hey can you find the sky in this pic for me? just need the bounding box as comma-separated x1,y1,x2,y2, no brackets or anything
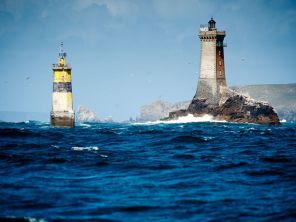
0,0,295,121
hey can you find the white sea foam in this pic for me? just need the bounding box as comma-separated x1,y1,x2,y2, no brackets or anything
7,217,47,222
77,123,91,128
280,119,287,123
134,114,226,125
71,146,100,151
26,217,47,222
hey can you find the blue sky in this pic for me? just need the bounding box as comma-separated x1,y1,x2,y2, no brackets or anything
0,0,295,121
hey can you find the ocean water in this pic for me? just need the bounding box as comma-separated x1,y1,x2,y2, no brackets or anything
0,120,296,222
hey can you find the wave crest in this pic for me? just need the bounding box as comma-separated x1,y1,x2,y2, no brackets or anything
71,146,100,151
135,114,226,125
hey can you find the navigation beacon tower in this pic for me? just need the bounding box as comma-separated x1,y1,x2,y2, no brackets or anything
50,43,74,127
194,18,227,105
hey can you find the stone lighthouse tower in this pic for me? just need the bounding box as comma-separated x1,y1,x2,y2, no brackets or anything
194,18,227,105
167,18,280,124
50,43,74,128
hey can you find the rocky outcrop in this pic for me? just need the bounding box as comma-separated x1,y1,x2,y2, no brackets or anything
137,100,190,122
137,84,295,123
102,116,113,123
76,106,99,122
166,89,280,124
232,84,296,122
168,96,279,124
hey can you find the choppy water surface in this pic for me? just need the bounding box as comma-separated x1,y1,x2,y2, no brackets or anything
0,121,296,221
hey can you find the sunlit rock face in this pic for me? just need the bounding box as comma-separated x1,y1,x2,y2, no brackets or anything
137,100,190,122
76,106,99,122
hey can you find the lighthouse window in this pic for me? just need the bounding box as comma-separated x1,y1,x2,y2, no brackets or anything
219,50,221,55
219,70,222,75
219,61,222,66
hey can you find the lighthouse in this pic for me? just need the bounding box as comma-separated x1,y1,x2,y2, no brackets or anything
167,18,280,124
50,43,74,128
194,18,227,105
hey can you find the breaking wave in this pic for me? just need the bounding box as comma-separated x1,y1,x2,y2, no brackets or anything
0,217,47,222
76,123,92,128
71,146,100,151
135,114,226,125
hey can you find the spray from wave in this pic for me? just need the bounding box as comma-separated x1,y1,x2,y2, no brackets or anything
76,123,92,128
71,146,100,151
134,114,226,125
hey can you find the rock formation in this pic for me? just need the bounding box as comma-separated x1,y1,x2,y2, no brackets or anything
76,106,99,122
138,83,295,122
167,88,280,124
137,100,190,122
102,116,113,123
233,84,296,122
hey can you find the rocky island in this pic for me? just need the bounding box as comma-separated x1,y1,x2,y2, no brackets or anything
164,18,280,124
76,105,99,122
167,88,279,124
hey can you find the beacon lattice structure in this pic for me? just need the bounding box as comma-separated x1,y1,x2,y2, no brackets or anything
195,18,227,105
50,43,74,127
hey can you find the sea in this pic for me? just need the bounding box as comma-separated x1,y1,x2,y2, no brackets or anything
0,117,295,222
